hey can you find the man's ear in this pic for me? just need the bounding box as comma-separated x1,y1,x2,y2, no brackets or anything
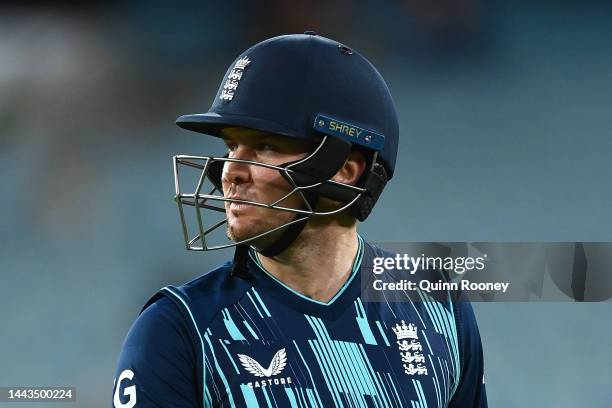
332,149,367,185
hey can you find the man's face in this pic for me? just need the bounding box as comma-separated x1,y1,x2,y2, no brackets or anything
220,127,314,247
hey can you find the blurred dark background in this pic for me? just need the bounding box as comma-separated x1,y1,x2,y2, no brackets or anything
1,1,611,406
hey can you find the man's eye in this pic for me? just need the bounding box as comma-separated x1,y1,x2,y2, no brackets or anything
257,143,277,152
225,143,237,152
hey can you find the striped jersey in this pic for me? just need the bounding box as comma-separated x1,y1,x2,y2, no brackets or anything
113,237,487,407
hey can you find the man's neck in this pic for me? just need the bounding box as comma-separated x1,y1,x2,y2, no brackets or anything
257,222,359,303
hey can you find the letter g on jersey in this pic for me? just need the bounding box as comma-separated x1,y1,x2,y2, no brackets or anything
113,369,136,408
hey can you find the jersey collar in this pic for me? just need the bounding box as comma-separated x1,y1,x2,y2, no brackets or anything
247,235,365,320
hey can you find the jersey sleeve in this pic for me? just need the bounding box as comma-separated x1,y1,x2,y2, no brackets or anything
448,300,488,408
112,296,200,408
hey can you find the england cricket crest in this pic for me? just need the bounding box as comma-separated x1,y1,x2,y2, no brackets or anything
220,56,251,102
392,320,428,376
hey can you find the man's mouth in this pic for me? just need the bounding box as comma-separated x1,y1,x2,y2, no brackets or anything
226,196,253,213
228,202,251,212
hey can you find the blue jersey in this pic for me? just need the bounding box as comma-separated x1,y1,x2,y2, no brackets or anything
113,238,487,407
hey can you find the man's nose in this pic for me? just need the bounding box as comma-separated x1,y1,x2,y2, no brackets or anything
222,146,253,185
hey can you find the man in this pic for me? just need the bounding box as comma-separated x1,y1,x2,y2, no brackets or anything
113,32,487,407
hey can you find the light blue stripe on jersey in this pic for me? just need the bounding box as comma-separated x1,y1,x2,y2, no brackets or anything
336,341,368,399
421,330,434,355
343,341,376,398
416,289,460,397
284,387,299,407
246,292,265,319
306,316,349,405
375,321,391,347
222,308,247,341
354,297,377,345
437,357,449,404
261,387,273,408
242,320,260,340
162,286,214,408
306,337,344,407
309,316,370,405
413,379,428,408
296,388,308,407
250,288,272,317
357,317,378,345
375,371,395,408
427,355,443,408
300,388,313,407
386,372,405,408
218,339,240,374
306,388,319,408
292,340,325,408
240,384,260,408
445,298,461,399
357,343,394,407
203,331,237,408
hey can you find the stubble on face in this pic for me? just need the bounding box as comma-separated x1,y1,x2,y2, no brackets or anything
220,127,315,246
225,196,302,246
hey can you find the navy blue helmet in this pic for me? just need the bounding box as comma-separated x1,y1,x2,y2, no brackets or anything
177,32,398,179
173,32,399,253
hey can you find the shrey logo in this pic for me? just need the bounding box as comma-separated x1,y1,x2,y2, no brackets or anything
238,348,287,378
220,56,251,102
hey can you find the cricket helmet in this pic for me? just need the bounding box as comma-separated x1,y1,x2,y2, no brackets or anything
173,32,399,255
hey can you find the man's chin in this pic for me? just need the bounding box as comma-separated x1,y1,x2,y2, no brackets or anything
226,224,282,248
227,225,264,243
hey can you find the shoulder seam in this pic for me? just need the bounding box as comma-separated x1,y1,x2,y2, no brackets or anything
158,280,257,348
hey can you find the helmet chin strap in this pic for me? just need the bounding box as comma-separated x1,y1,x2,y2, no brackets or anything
257,195,319,257
256,214,309,257
230,195,319,279
230,243,252,279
